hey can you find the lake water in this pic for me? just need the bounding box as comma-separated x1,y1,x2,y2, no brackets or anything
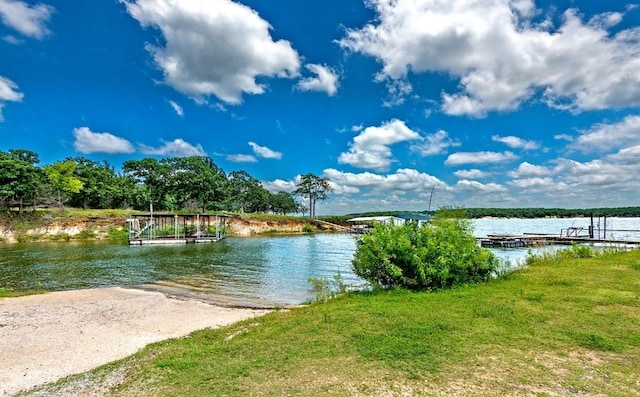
0,234,359,306
1,217,638,306
473,217,640,266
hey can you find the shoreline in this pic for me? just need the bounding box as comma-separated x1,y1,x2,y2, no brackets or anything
0,287,271,396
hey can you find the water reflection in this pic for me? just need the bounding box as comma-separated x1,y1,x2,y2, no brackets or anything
0,234,359,305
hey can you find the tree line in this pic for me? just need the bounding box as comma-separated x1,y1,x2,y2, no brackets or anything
458,207,640,218
0,149,332,217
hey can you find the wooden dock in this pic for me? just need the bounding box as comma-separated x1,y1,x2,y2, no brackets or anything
479,233,640,248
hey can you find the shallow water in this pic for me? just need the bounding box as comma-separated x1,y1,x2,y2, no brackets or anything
0,234,359,305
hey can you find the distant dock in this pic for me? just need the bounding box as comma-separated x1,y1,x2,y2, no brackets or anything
479,215,640,248
479,233,640,248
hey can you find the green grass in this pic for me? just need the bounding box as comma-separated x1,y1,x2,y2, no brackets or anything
30,248,637,396
0,287,45,298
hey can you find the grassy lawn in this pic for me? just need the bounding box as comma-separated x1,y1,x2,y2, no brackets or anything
28,249,640,396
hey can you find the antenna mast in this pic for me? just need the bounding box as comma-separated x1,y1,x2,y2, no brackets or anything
427,185,435,213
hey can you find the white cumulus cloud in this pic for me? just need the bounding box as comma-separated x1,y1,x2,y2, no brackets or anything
122,0,300,104
248,142,282,159
296,64,339,96
445,151,518,166
323,168,444,195
338,119,421,171
139,138,206,157
492,135,540,150
0,76,23,121
454,180,507,194
339,0,640,116
0,0,54,39
454,169,491,179
262,179,296,193
412,129,460,156
508,162,553,178
574,115,640,153
72,127,135,154
226,154,257,163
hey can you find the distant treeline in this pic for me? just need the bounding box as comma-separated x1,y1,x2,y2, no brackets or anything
460,207,640,218
330,207,640,222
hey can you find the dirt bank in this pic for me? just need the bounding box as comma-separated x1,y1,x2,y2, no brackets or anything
0,212,344,243
0,288,270,396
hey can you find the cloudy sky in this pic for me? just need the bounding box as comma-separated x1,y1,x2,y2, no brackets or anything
1,0,639,214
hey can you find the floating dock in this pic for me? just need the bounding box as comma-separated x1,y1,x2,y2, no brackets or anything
128,214,227,246
128,236,224,245
480,216,640,248
479,233,640,248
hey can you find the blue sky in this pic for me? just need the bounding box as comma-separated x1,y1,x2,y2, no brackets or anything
1,0,639,215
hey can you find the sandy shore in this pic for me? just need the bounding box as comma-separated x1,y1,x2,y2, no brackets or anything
0,288,270,396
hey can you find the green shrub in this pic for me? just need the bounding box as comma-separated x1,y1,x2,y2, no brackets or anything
352,217,499,291
76,230,96,240
302,223,313,233
108,227,128,240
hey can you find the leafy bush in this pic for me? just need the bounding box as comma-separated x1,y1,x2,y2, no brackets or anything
76,230,96,240
351,217,499,290
302,223,314,233
107,226,128,240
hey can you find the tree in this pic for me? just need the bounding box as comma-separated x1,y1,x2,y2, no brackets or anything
269,191,299,215
352,216,499,290
0,149,44,212
69,158,118,209
226,170,270,213
123,158,170,211
163,156,227,213
293,173,332,219
111,172,143,210
44,159,84,208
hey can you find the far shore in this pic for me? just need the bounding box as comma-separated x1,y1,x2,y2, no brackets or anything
0,287,270,396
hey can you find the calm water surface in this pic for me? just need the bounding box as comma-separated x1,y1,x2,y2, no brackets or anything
2,217,638,305
473,217,640,266
0,234,359,305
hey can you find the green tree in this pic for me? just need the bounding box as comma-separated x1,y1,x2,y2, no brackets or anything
44,159,84,208
69,158,118,209
112,172,145,210
269,191,299,215
0,149,44,212
226,170,270,213
123,158,170,211
163,156,227,212
352,216,499,290
293,173,332,219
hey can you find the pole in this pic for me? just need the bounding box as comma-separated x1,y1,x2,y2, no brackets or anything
427,185,435,213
